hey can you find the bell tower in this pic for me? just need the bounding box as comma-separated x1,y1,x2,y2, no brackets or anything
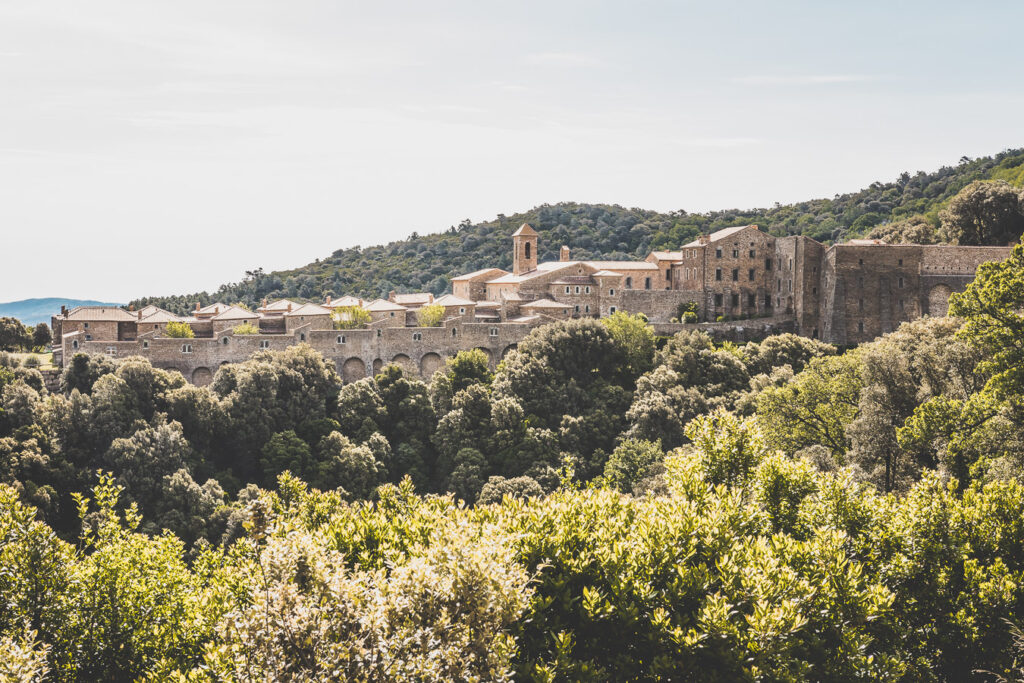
512,223,538,275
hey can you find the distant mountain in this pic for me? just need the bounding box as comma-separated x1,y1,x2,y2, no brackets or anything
0,298,124,326
131,148,1024,316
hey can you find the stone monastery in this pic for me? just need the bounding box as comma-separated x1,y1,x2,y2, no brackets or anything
53,224,1013,385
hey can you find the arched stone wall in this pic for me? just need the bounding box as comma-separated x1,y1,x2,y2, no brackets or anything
473,347,494,367
501,343,518,359
372,358,383,375
419,352,443,378
191,367,213,386
391,353,415,374
342,357,367,383
928,284,953,316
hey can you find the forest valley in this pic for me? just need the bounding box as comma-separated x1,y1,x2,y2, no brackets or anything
4,245,1024,680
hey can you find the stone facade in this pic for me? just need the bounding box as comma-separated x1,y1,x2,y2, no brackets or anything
52,223,1015,383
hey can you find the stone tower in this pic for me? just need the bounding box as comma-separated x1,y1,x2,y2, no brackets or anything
512,223,538,275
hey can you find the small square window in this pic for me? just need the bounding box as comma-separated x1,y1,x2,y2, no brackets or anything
259,340,270,349
731,269,739,281
609,288,615,296
749,249,756,258
85,334,92,341
142,340,149,349
715,248,722,258
898,258,903,266
459,307,466,314
732,249,739,258
84,322,89,329
859,259,864,266
609,306,617,314
748,268,755,281
489,327,498,337
337,335,346,344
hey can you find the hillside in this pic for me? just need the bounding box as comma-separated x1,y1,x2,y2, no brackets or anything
132,148,1024,315
0,297,124,326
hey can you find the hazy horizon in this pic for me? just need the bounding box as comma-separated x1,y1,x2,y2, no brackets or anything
2,0,1022,301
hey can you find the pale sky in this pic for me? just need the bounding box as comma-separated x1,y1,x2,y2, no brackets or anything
1,0,1022,302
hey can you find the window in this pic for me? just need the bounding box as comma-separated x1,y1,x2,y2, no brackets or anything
732,249,739,258
413,332,422,341
389,311,395,317
789,258,793,270
154,324,159,329
451,328,457,337
105,346,116,356
575,286,580,294
748,268,755,281
714,294,723,307
585,286,591,293
259,340,270,349
222,337,229,345
72,339,80,350
609,288,615,296
574,305,580,313
299,333,306,342
585,305,590,313
715,248,722,258
715,268,722,281
859,258,864,266
858,322,864,334
376,329,382,337
84,322,89,329
181,344,193,353
749,249,756,258
766,258,772,271
765,295,772,307
489,327,498,337
859,298,864,311
898,277,904,289
142,340,148,349
525,242,531,259
85,334,92,341
337,335,346,344
731,293,740,307
665,270,671,281
899,299,905,311
565,286,570,294
812,287,817,294
625,277,633,289
748,293,756,308
898,258,903,266
731,269,739,282
777,278,781,290
609,306,617,314
458,307,466,314
644,277,651,290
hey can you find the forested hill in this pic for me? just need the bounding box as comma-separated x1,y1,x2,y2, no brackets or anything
133,148,1024,314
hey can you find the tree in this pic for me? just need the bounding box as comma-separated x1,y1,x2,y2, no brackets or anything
163,321,195,338
60,352,116,395
232,322,259,335
333,305,371,329
868,215,938,244
417,304,446,327
938,180,1024,246
602,439,663,492
0,318,30,352
477,475,543,504
315,431,382,497
31,323,52,350
601,311,656,380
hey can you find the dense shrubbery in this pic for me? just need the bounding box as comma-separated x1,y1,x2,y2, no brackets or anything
130,150,1024,312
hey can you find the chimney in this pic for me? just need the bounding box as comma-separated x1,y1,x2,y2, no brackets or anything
389,290,397,302
261,298,267,308
195,302,200,312
326,295,332,306
128,304,134,312
560,245,570,261
60,305,67,316
286,303,292,312
137,310,142,321
698,235,710,245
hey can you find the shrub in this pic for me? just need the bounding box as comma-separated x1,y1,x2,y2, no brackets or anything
232,322,259,335
22,355,41,369
164,321,195,338
682,311,698,323
417,304,446,327
333,305,371,329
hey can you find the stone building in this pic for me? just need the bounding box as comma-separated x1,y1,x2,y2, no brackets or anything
52,222,1014,384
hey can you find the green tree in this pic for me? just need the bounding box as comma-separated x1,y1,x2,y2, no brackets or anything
163,321,195,338
417,304,446,327
0,318,31,352
602,438,663,492
601,311,656,380
31,323,52,350
939,180,1024,246
333,305,371,329
232,322,259,335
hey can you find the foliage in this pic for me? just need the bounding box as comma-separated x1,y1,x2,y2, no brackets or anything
602,438,663,492
601,311,655,379
0,318,32,352
231,322,259,335
417,304,446,327
333,305,371,329
938,180,1024,246
164,321,195,339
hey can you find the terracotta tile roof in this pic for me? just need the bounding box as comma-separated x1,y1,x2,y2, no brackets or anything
259,299,298,313
391,293,434,306
328,295,363,307
591,270,624,278
648,251,683,261
451,268,509,282
474,300,502,308
212,305,258,321
364,299,407,312
511,223,537,236
196,302,229,315
550,275,595,285
64,306,137,322
521,299,572,309
138,309,184,324
583,261,659,271
285,303,332,316
682,225,759,247
433,294,475,306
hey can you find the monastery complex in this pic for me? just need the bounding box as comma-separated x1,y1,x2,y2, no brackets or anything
53,224,1013,385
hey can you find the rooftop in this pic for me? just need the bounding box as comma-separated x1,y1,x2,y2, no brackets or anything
364,299,407,312
64,306,138,322
285,303,332,317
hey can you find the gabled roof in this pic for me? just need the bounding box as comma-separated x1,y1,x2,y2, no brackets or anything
486,261,578,284
391,292,434,306
520,299,572,309
451,267,509,282
433,294,475,307
285,303,332,317
196,302,228,315
591,270,624,278
582,261,659,271
550,275,595,285
138,309,183,324
648,251,683,261
212,305,258,322
682,224,759,248
65,306,137,322
364,299,407,312
329,295,363,308
512,223,537,237
259,299,298,313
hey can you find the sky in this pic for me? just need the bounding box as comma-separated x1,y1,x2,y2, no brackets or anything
1,0,1022,302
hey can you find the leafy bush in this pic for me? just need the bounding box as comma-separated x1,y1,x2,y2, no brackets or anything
21,355,40,369
164,321,194,338
232,322,259,335
333,305,371,329
417,304,446,327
